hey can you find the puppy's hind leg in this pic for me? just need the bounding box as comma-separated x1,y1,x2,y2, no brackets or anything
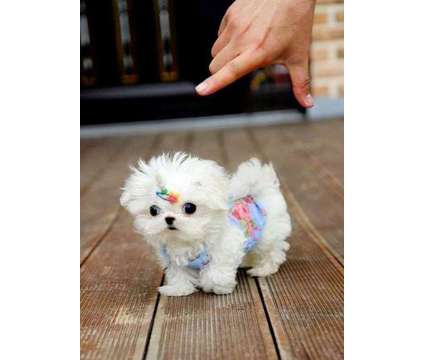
247,228,290,277
246,245,288,277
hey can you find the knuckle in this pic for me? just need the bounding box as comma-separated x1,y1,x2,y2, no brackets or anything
226,6,235,19
305,77,311,87
251,39,272,64
227,19,237,30
211,38,224,58
218,16,228,35
226,61,240,77
301,77,311,89
251,35,265,48
209,62,216,74
252,39,263,50
227,17,242,30
256,47,270,65
294,77,311,91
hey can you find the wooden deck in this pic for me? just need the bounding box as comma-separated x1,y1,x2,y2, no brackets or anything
80,119,344,360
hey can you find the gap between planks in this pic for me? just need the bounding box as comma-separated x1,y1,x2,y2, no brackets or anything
222,127,343,358
81,122,343,359
81,137,127,196
249,122,344,267
82,132,197,359
80,134,161,265
145,130,280,360
246,127,344,265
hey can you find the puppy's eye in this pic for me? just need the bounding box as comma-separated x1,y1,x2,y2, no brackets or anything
149,205,160,216
182,202,196,215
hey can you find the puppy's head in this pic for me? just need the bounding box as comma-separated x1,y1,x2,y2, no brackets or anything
121,152,228,246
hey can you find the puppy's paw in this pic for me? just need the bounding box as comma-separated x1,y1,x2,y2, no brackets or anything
200,268,236,295
200,281,235,295
247,264,279,277
158,284,197,297
211,283,235,295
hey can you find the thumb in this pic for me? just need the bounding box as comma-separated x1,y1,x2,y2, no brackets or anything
288,62,314,108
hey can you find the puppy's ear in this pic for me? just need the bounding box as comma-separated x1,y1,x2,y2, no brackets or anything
120,168,138,212
120,159,154,214
199,168,229,211
208,196,228,211
120,186,131,208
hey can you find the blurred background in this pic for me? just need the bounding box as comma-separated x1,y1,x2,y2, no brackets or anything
80,0,343,128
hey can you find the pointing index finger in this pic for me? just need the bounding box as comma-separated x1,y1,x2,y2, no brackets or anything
196,49,265,96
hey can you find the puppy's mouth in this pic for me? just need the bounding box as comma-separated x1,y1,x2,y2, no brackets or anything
167,226,178,231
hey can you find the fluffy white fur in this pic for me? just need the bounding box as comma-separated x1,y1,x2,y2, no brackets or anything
120,152,291,296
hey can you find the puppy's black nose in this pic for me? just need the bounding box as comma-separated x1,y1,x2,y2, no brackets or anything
165,217,175,225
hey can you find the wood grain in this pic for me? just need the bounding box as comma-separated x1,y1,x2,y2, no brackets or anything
80,135,158,264
80,120,344,360
80,137,125,195
257,210,344,360
81,210,163,360
249,125,344,261
281,120,344,187
147,274,278,360
81,133,190,360
241,127,344,359
146,130,279,360
81,138,101,157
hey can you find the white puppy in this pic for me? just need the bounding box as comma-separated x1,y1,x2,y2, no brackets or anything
120,152,291,296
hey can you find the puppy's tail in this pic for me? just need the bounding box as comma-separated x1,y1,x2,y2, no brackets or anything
229,158,281,202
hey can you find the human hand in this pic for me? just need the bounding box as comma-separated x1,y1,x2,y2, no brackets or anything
195,0,316,108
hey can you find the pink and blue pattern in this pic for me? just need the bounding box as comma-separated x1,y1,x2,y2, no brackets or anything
228,195,267,252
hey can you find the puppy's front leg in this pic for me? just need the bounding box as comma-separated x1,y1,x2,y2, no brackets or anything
199,264,238,295
159,264,197,297
199,229,245,295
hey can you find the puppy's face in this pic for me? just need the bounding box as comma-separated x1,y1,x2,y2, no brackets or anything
121,153,228,246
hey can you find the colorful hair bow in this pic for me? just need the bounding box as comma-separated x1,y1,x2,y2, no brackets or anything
156,188,180,204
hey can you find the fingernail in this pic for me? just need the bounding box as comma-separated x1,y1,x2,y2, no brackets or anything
195,81,209,95
304,94,314,107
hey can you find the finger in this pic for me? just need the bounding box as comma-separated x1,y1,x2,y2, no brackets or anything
211,27,232,58
210,42,239,74
287,62,314,108
218,13,228,36
196,49,265,96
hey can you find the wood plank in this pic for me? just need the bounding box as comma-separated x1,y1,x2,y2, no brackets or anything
80,122,343,359
222,128,344,359
81,132,190,360
221,129,261,169
188,130,226,164
81,138,100,156
257,190,344,359
80,135,158,264
147,274,278,360
146,130,279,360
282,132,343,197
281,120,344,185
80,137,126,195
314,119,343,145
266,123,343,198
81,211,163,360
248,125,344,261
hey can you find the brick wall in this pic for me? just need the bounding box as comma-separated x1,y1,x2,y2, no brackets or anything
311,0,344,98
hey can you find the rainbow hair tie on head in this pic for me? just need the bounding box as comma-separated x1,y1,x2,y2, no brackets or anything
156,188,180,204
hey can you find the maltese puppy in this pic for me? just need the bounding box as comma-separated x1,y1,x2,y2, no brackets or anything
120,152,291,296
